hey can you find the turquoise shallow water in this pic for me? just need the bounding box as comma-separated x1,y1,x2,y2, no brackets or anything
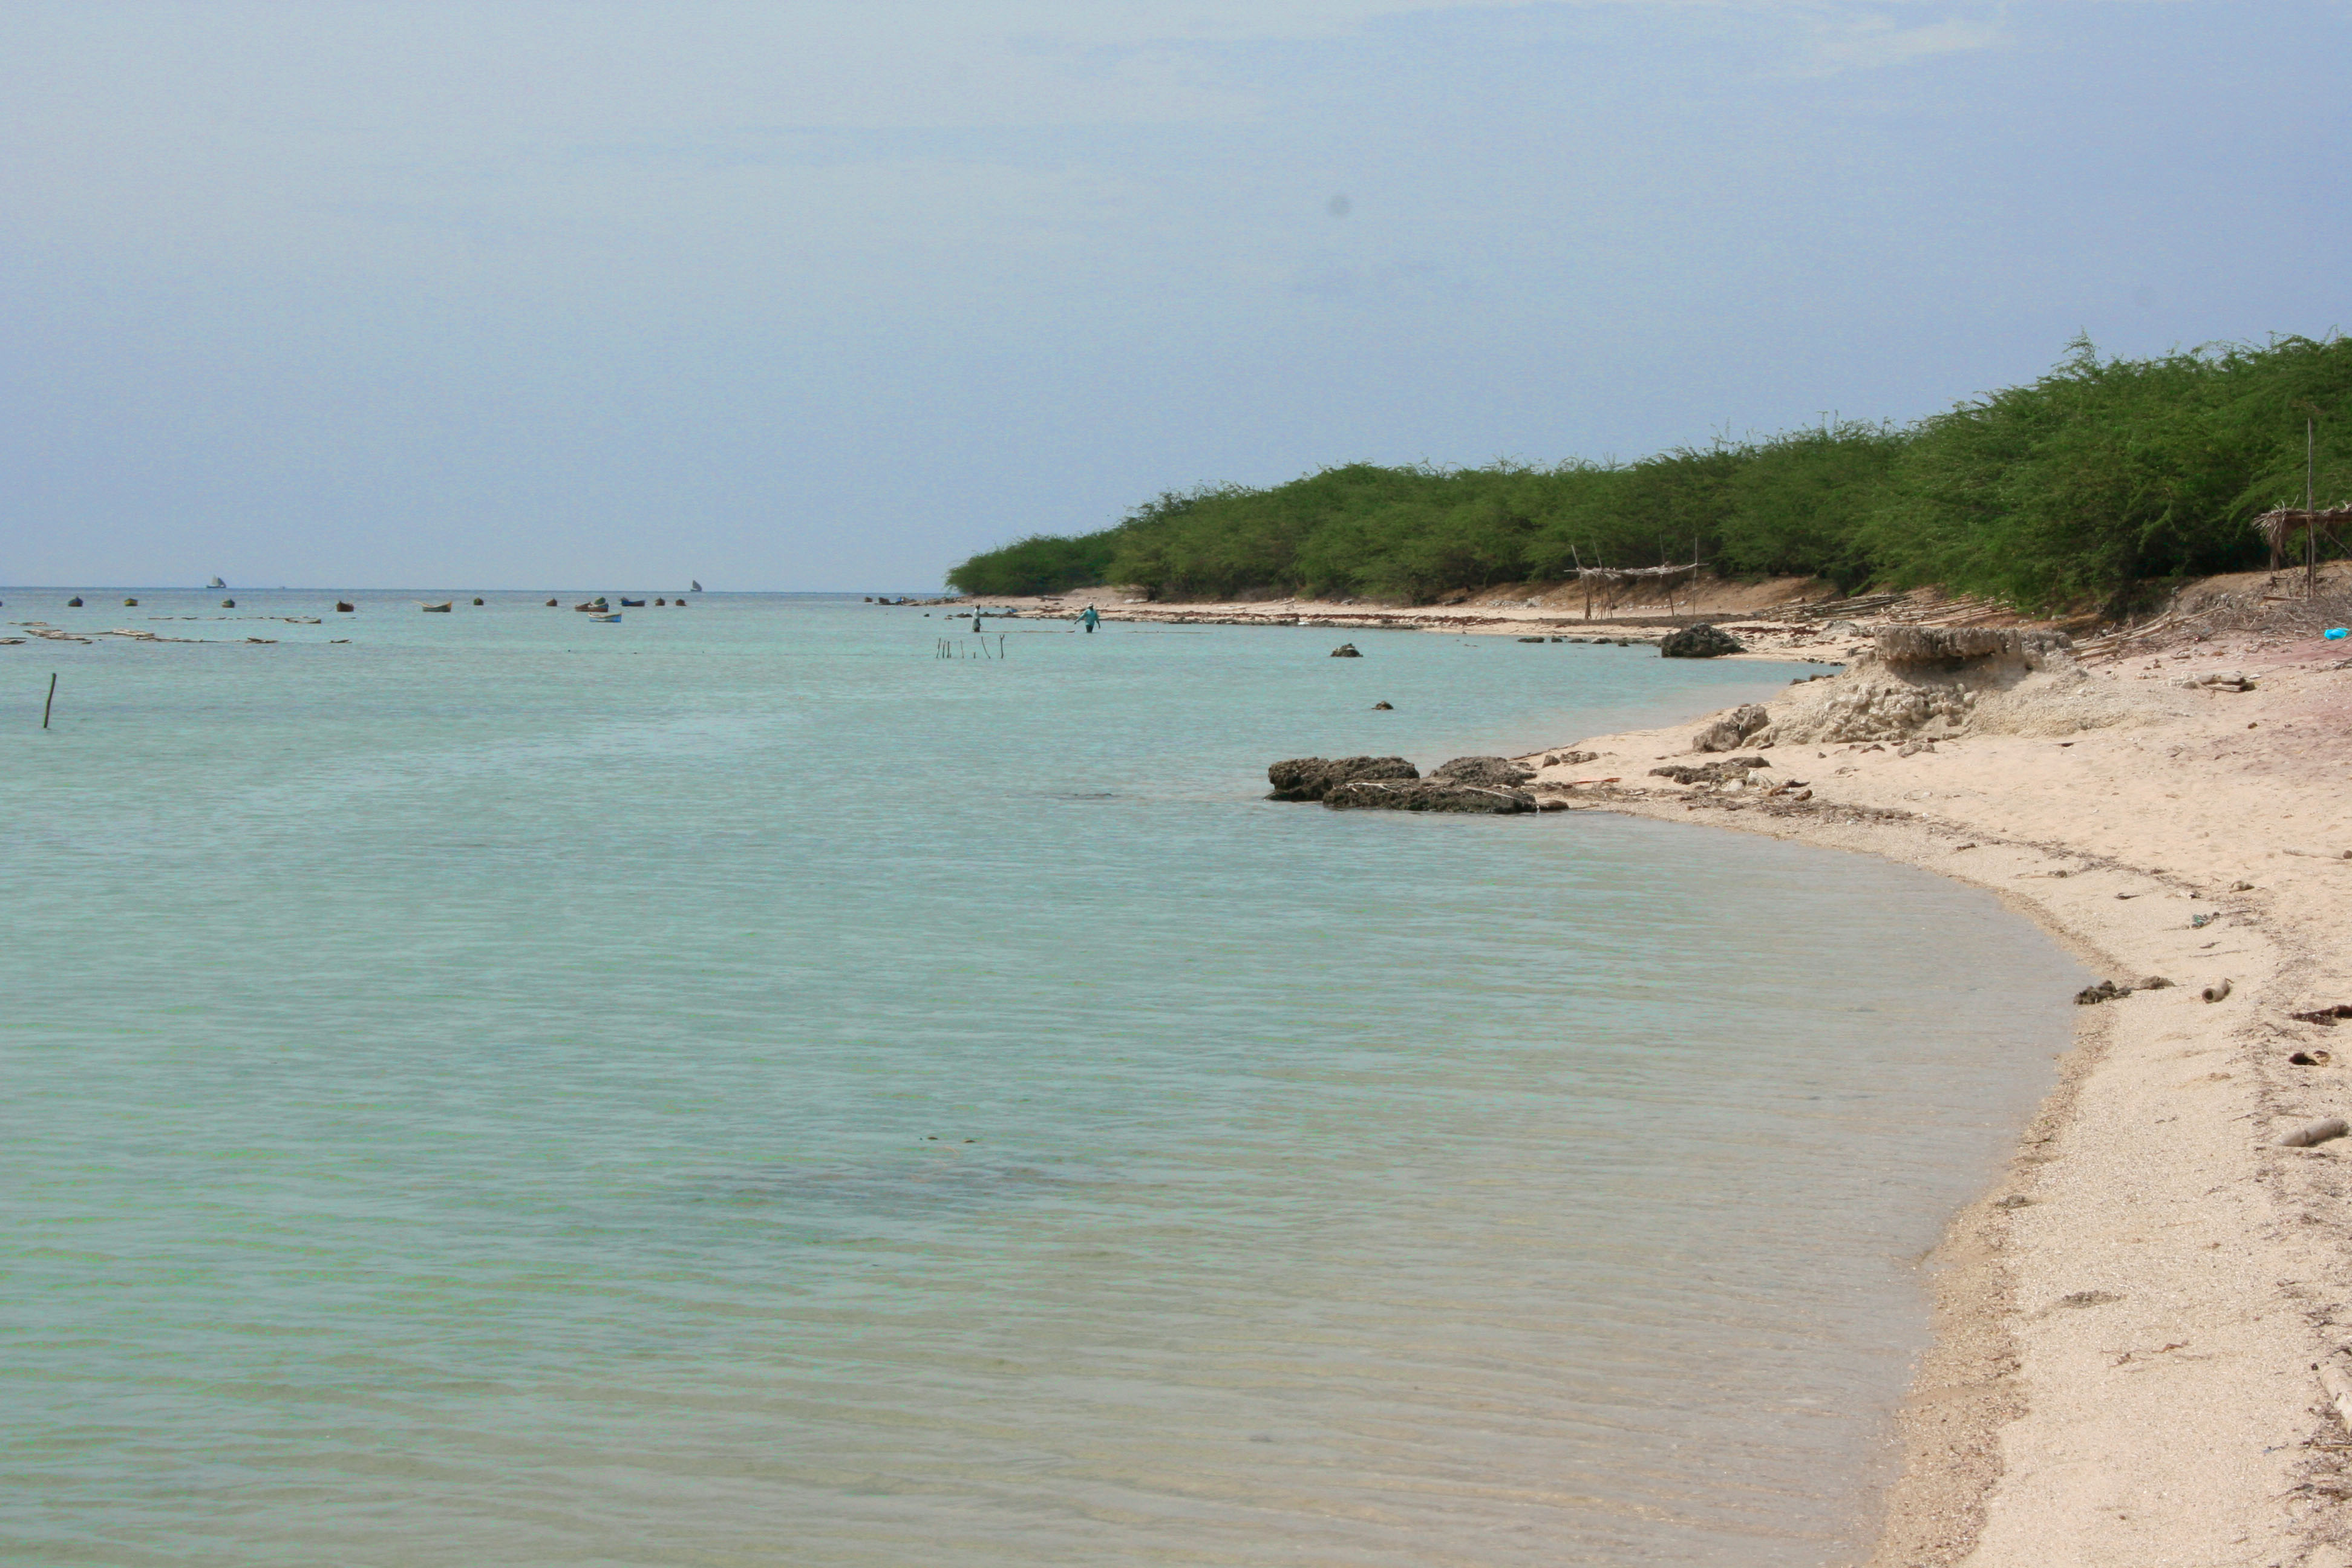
0,592,2083,1566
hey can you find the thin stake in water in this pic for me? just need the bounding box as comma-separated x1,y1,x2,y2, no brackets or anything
42,672,56,728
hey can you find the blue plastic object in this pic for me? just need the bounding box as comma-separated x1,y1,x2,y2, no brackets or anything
2327,627,2348,641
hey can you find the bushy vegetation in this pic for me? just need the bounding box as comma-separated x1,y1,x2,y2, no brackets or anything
938,531,1125,596
946,336,2352,612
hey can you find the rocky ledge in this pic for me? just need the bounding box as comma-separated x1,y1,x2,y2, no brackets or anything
1267,755,1537,813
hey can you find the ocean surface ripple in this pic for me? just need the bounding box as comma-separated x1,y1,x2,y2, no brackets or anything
0,592,2084,1565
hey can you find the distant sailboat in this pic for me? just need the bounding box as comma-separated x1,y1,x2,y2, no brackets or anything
691,580,703,592
207,577,226,589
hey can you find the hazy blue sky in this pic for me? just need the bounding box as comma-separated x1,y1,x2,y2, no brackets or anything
4,1,2347,590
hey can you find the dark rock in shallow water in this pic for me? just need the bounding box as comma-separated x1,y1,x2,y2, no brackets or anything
1324,778,1535,813
1431,756,1535,787
1330,642,1362,658
1659,623,1744,659
1266,755,1419,802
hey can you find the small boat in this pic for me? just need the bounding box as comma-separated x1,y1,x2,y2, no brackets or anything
590,612,621,623
207,577,226,589
335,601,354,612
421,601,452,613
620,598,645,607
690,580,703,592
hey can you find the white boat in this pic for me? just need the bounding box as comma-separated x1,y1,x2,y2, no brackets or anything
207,577,226,589
590,612,622,623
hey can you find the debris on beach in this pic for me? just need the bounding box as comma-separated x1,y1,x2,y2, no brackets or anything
2279,1117,2349,1148
2181,670,2256,691
1543,750,1599,767
2202,977,2234,1003
2076,979,2135,1005
2056,1290,2124,1308
1658,622,1743,659
2290,1050,2334,1067
2140,975,2177,990
2290,1005,2352,1026
1266,756,1417,802
1650,756,1769,787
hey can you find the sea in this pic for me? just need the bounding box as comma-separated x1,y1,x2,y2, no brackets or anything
0,590,2084,1566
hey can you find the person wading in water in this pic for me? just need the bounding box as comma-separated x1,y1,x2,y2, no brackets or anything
1080,605,1100,633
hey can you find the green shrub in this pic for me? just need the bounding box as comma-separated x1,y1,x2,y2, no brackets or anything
946,336,2352,610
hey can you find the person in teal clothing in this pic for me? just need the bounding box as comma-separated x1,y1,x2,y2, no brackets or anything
1080,605,1099,633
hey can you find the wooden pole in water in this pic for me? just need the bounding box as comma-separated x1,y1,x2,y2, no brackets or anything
42,673,56,728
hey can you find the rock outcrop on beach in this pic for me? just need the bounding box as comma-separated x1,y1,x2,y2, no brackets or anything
1659,622,1744,658
1266,756,1418,801
1430,756,1535,787
1734,626,2127,747
1692,703,1771,751
1875,626,2073,666
1323,777,1535,813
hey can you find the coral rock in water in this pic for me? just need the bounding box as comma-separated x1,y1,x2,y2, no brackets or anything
1266,756,1419,802
1322,779,1535,814
1659,623,1745,659
1430,756,1535,787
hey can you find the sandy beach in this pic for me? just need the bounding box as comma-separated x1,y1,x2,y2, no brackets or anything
1532,601,2352,1564
978,575,2352,1564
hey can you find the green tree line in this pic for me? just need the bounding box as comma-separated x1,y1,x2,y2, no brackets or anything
946,336,2352,612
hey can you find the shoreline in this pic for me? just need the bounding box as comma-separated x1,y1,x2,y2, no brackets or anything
1515,632,2352,1565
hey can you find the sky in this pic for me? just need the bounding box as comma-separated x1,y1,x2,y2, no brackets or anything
3,1,2348,590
